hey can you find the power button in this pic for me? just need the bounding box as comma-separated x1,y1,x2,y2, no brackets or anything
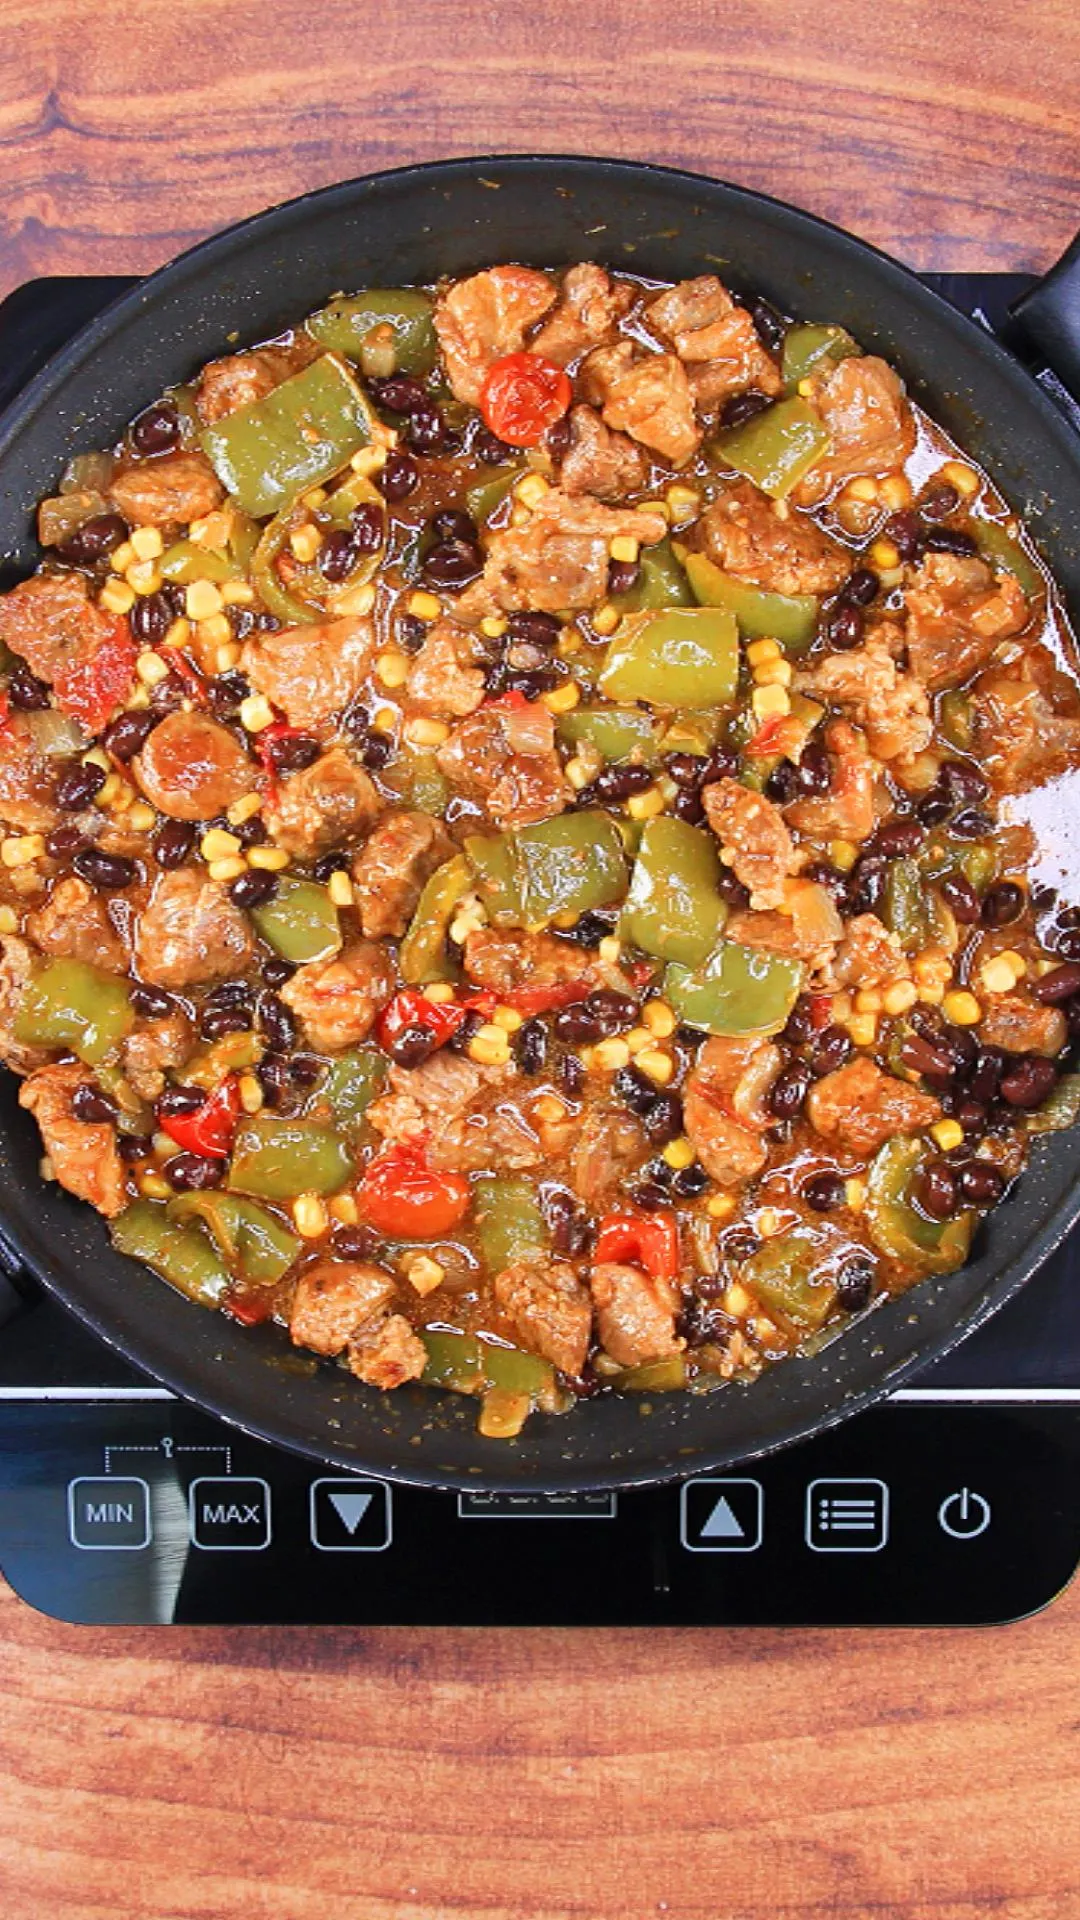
938,1487,992,1541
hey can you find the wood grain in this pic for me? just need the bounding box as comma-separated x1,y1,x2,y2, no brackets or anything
2,4,1080,1915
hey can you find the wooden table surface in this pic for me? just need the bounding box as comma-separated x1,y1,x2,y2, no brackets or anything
2,3,1080,1914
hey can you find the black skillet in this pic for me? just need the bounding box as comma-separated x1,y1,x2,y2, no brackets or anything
1,156,1079,1493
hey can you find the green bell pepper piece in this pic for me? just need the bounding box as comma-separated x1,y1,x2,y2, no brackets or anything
228,1115,353,1200
1024,1072,1080,1135
405,749,449,816
464,833,521,925
678,545,819,653
111,1200,230,1308
481,1340,555,1397
556,705,660,764
711,396,831,500
883,858,929,951
250,472,388,626
252,877,342,966
621,817,728,967
599,607,739,710
14,959,134,1066
475,1176,548,1272
319,1046,387,1137
420,1329,555,1398
665,941,804,1037
865,1136,973,1273
399,855,472,985
467,811,628,928
307,289,437,376
610,536,693,612
159,540,241,585
970,518,1042,598
200,353,374,518
612,1354,688,1391
743,1231,838,1330
781,322,859,391
169,1192,300,1284
466,462,527,524
938,689,973,752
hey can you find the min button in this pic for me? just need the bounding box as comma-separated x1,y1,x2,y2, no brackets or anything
68,1477,151,1551
189,1477,272,1550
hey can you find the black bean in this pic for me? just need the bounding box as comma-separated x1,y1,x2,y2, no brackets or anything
362,731,393,771
472,423,516,464
256,1055,291,1109
556,1051,584,1098
939,872,981,923
290,1053,324,1090
950,808,993,840
804,1170,845,1212
516,1017,548,1076
719,389,772,430
716,867,752,910
262,956,295,988
560,910,618,948
821,602,864,651
387,1024,441,1068
507,611,561,647
846,853,887,915
165,1153,226,1192
54,761,106,811
153,819,196,869
407,402,450,455
796,739,831,795
810,1025,852,1077
73,847,136,890
919,483,960,523
72,1082,118,1124
917,785,954,827
1055,927,1080,962
665,752,706,789
554,991,635,1046
999,1055,1057,1109
765,759,800,805
671,789,706,824
265,730,319,775
721,1225,760,1265
840,566,879,608
923,526,978,557
44,826,86,866
701,746,739,785
332,1224,379,1260
55,512,129,567
614,1065,660,1118
198,1004,252,1040
677,1296,729,1347
423,538,483,587
899,1031,959,1088
672,1162,710,1197
431,508,477,544
102,707,160,762
802,859,848,909
967,1047,1006,1105
130,401,180,455
835,1257,875,1313
157,1083,206,1119
750,297,786,354
129,589,180,646
118,1131,153,1162
940,760,989,808
206,671,250,719
783,994,820,1045
919,1160,960,1220
643,1093,684,1145
872,817,925,859
351,501,384,554
368,374,430,414
953,1097,990,1137
883,509,922,562
318,527,359,583
939,1023,979,1075
312,850,350,882
981,882,1024,928
607,557,640,597
379,450,420,501
206,980,253,1010
447,1009,484,1054
229,868,278,911
630,1179,673,1213
1030,961,1080,1004
543,1187,592,1258
955,1159,1007,1208
131,982,176,1019
768,1059,812,1119
229,813,267,850
584,763,655,805
7,664,50,709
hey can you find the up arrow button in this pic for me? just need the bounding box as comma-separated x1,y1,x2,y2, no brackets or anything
680,1477,764,1552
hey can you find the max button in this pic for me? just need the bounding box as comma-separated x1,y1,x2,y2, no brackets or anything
189,1477,272,1551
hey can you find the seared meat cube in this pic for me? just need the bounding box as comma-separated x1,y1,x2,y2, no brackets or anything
580,340,700,465
290,1260,396,1355
264,747,382,857
494,1255,592,1374
646,276,782,409
194,339,316,423
404,622,485,719
455,487,666,620
786,721,878,843
109,451,225,526
27,876,126,973
703,777,801,910
134,869,254,990
348,1314,427,1390
367,1053,544,1173
437,699,568,830
434,266,557,406
807,1056,941,1157
569,1104,650,1208
121,1009,195,1101
970,662,1080,792
19,1060,127,1217
978,992,1067,1058
530,264,635,367
0,936,52,1075
557,405,649,502
683,1035,780,1187
280,941,394,1052
904,552,1029,691
590,1261,681,1368
694,481,850,596
793,356,915,505
796,635,932,765
351,810,454,941
463,926,627,997
240,615,375,731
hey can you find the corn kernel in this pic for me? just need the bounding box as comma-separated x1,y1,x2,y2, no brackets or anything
126,801,157,833
238,1073,264,1115
329,1193,359,1225
1,834,45,869
208,856,247,882
185,579,224,621
723,1282,754,1317
746,637,782,667
751,683,791,721
126,559,163,595
643,1000,676,1038
797,378,816,398
854,988,883,1014
515,473,550,510
557,627,583,656
541,681,580,714
403,717,450,748
139,1171,172,1201
292,1193,328,1239
221,580,256,607
201,827,242,862
756,1207,784,1237
327,870,354,907
636,1047,674,1085
468,1032,511,1067
109,540,136,574
480,615,508,639
534,1093,568,1125
247,845,290,871
0,906,17,934
707,1193,736,1221
135,649,169,688
591,602,620,637
375,650,410,689
100,580,136,616
942,989,982,1026
931,1118,965,1153
662,1136,696,1171
847,477,880,504
918,982,946,1006
289,524,322,564
510,504,530,527
226,791,263,826
591,1037,632,1071
492,1005,524,1033
212,641,241,675
980,955,1018,996
939,460,980,498
882,979,918,1016
754,658,793,689
238,694,275,733
598,935,623,966
624,1026,652,1054
665,484,701,522
82,747,111,773
565,755,598,792
844,1178,867,1212
879,473,914,512
828,839,858,873
162,616,191,650
371,705,398,735
407,590,442,622
998,949,1027,981
869,537,901,571
847,1012,878,1047
609,534,640,564
641,497,671,522
332,581,377,617
196,612,233,651
423,982,457,1003
626,786,666,821
404,1253,445,1298
350,444,388,476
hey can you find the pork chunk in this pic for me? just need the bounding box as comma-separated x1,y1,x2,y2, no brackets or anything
821,913,908,993
290,1260,396,1355
581,341,701,465
404,621,485,718
351,810,454,940
978,992,1067,1058
807,1056,941,1157
694,481,850,596
19,1061,127,1217
0,936,51,1074
794,356,916,505
455,487,666,620
0,571,133,717
494,1256,592,1375
280,941,394,1052
703,777,800,910
367,1053,543,1173
462,926,627,998
646,276,782,409
590,1262,681,1368
195,339,316,424
26,876,126,973
0,717,66,834
904,553,1029,691
970,665,1080,792
434,266,557,405
786,720,878,842
135,869,253,990
437,700,568,829
530,264,634,367
121,1010,195,1100
569,1103,650,1208
240,615,375,730
557,405,649,502
796,636,932,764
264,747,382,856
132,711,255,821
347,1313,427,1390
683,1034,780,1187
109,451,224,527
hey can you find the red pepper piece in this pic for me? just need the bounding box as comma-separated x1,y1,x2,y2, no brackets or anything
480,353,573,448
501,980,592,1017
226,1290,277,1326
159,1075,242,1161
357,1138,471,1239
377,988,473,1053
53,616,137,732
595,1209,680,1283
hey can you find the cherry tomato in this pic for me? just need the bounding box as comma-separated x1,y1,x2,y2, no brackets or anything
159,1075,242,1161
595,1210,680,1283
480,353,572,448
53,618,137,732
357,1140,471,1239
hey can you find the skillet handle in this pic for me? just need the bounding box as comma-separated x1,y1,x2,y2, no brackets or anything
1009,232,1080,398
